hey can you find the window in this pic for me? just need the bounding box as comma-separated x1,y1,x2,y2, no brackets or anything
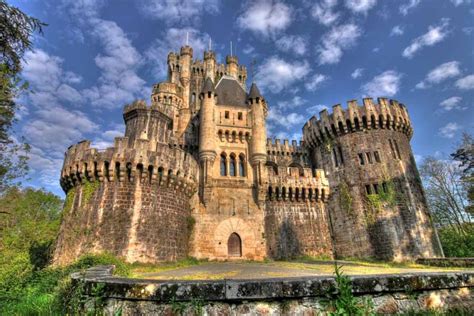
382,182,388,193
366,152,373,164
389,139,397,159
239,155,245,177
374,151,381,163
358,153,365,165
238,112,243,120
373,183,379,194
338,146,344,165
394,140,402,159
220,154,227,176
333,147,339,167
230,155,236,176
365,185,372,195
225,111,230,119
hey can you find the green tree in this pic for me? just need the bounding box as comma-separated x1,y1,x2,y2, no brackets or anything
451,133,474,216
0,1,46,192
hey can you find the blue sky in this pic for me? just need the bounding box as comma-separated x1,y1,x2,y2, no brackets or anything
10,0,474,196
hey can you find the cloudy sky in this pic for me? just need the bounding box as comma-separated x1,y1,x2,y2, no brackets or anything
11,0,474,196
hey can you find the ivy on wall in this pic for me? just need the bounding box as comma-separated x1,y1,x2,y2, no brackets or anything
81,180,100,207
338,181,354,216
364,180,398,225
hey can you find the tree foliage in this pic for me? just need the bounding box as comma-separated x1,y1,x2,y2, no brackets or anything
420,156,471,235
0,1,45,192
451,133,474,216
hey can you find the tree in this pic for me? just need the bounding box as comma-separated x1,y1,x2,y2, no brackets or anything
420,157,472,235
451,133,474,215
0,1,45,191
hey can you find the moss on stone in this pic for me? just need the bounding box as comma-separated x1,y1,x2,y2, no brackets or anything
81,180,100,207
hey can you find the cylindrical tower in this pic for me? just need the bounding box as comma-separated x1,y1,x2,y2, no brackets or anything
226,55,239,79
167,52,178,84
204,50,216,82
303,97,443,261
198,77,217,203
178,45,193,137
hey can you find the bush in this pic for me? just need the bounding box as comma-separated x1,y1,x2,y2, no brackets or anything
438,224,474,257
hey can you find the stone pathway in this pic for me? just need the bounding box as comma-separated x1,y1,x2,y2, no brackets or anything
135,260,470,280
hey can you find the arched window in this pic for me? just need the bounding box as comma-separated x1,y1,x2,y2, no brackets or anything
239,155,245,177
230,154,236,176
220,154,227,176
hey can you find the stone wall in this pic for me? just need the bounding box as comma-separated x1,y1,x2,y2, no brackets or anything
72,266,474,315
265,201,333,259
53,180,193,265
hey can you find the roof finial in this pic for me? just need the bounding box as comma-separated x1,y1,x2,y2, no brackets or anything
230,41,233,56
209,38,212,51
186,31,189,45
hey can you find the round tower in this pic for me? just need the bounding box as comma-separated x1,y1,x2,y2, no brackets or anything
198,78,217,203
303,97,443,261
167,52,178,84
226,55,239,79
204,50,216,82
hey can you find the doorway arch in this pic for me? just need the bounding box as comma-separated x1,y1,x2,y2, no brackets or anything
227,233,242,257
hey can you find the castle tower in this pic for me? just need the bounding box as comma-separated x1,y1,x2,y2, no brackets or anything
303,97,443,261
248,83,268,205
177,45,193,137
204,50,216,82
198,77,217,203
226,55,239,79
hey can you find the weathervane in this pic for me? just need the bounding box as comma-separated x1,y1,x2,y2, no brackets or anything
186,32,189,45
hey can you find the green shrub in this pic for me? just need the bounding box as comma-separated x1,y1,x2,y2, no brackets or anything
438,224,474,257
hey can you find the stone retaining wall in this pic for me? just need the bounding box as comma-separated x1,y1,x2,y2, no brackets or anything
72,266,474,315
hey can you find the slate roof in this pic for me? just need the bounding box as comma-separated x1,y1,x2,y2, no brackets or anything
215,75,247,107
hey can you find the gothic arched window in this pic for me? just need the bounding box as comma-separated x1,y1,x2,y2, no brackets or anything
230,154,236,177
220,154,227,176
239,155,245,177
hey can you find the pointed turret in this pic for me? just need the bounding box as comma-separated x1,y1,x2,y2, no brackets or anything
248,82,262,100
201,77,215,95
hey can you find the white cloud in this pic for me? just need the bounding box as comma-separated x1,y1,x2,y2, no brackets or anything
237,0,293,38
390,25,404,36
92,129,123,149
82,19,147,109
402,18,450,58
256,56,310,93
243,44,255,55
307,104,329,114
137,0,220,24
267,108,306,128
145,27,211,79
317,23,362,65
275,35,307,55
344,0,377,14
455,74,474,90
439,122,461,138
305,73,328,91
450,0,471,6
440,97,465,111
416,61,461,89
351,68,364,79
399,0,421,15
311,0,339,26
277,96,307,109
362,70,402,97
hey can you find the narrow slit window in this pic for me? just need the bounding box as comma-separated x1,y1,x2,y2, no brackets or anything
389,139,397,159
338,146,344,165
366,152,373,164
374,151,381,163
230,155,236,176
238,112,243,120
365,184,372,195
358,153,365,165
394,140,402,159
373,183,379,194
382,182,388,193
225,111,230,119
333,147,339,167
220,154,227,176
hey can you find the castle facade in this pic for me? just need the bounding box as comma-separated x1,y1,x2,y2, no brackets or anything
53,45,443,265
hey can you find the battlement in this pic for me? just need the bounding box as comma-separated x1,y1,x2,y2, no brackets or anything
266,138,305,156
303,97,413,148
60,137,199,196
266,168,329,202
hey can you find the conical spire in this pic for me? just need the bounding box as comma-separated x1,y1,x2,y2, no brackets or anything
248,82,262,99
201,77,215,94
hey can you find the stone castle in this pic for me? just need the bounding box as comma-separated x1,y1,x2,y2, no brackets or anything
53,45,443,265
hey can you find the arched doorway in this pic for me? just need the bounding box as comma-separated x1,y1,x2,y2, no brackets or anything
227,233,242,257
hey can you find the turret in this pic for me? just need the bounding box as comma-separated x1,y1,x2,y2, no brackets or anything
178,45,193,137
248,83,267,188
204,50,216,82
198,78,217,203
167,52,178,84
226,55,239,79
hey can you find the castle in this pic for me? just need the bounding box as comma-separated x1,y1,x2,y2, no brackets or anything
53,45,443,265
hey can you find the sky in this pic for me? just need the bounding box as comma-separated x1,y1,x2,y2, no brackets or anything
10,0,474,197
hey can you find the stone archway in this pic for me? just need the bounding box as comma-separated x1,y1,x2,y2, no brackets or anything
227,233,242,257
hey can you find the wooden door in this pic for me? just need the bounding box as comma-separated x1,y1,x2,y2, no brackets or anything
227,233,242,257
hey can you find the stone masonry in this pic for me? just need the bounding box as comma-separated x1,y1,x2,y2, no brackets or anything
53,44,443,265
